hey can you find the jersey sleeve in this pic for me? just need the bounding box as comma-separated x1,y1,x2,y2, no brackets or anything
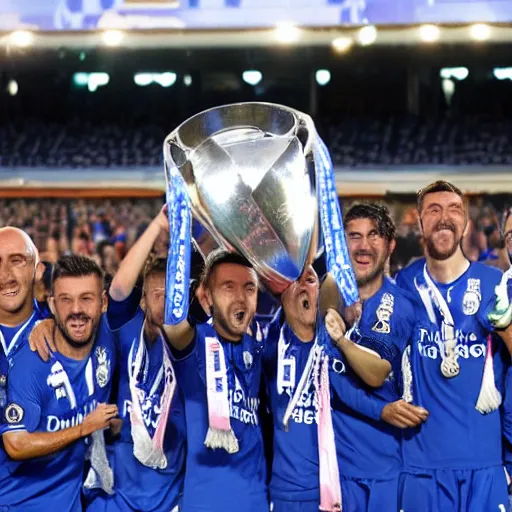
357,293,415,370
107,288,142,331
329,369,386,421
477,267,505,333
3,356,45,434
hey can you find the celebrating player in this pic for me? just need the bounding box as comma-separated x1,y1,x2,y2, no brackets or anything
0,256,117,512
163,248,268,512
325,203,427,511
396,181,512,510
87,206,186,512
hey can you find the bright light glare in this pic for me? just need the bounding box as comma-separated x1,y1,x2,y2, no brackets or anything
88,72,110,92
9,30,34,48
470,23,491,41
134,73,153,86
102,30,124,46
242,70,263,86
440,67,469,81
156,72,177,87
494,67,512,80
331,37,353,53
183,74,192,86
7,80,18,96
274,22,301,44
419,24,440,43
134,72,177,87
357,26,377,46
73,72,90,86
316,69,331,86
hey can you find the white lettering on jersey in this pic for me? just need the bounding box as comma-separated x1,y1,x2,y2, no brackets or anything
417,328,483,361
46,400,98,433
227,375,259,426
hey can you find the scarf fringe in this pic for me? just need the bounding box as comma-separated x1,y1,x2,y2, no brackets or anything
84,430,114,495
132,430,168,469
204,427,239,454
475,336,502,414
401,346,413,403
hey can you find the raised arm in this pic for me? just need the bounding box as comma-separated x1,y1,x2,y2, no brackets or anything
109,206,168,302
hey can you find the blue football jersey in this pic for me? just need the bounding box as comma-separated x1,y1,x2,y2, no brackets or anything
331,277,415,479
173,322,268,512
263,314,389,502
0,316,116,512
90,297,186,512
396,261,505,470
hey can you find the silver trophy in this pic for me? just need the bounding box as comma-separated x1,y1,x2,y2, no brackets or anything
163,102,325,295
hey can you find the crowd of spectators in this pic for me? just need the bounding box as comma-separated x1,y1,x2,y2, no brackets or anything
1,196,510,282
3,116,512,168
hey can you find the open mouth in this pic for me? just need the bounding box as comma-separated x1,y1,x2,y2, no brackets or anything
1,289,19,298
299,292,311,311
234,311,246,323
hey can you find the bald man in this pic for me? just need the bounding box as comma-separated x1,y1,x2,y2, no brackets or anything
0,227,45,385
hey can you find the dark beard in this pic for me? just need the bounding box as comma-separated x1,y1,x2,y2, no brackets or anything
211,304,243,343
356,257,387,288
425,236,461,261
55,317,97,349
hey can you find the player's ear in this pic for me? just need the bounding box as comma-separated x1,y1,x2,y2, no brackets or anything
101,290,108,314
48,296,56,317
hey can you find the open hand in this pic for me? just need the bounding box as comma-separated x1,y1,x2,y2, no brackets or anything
29,319,57,362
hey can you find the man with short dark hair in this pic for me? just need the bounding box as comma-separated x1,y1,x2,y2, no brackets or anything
86,206,185,512
0,255,117,512
325,202,426,511
164,247,268,512
396,180,512,510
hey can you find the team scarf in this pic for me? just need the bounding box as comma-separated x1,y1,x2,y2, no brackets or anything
128,321,176,469
203,320,262,454
410,263,501,414
277,321,341,511
45,348,114,495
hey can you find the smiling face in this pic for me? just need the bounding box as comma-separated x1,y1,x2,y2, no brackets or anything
346,217,393,288
420,191,467,261
50,274,105,348
281,266,319,332
205,262,258,341
0,228,42,321
505,213,512,263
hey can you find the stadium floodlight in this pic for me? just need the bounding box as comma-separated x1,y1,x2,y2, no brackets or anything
9,30,34,48
440,67,469,81
494,68,512,80
183,74,193,87
274,22,301,44
7,80,18,96
88,72,110,92
316,69,331,86
134,73,153,86
331,37,353,53
156,72,177,87
102,30,124,47
419,24,440,43
470,23,491,41
357,26,377,46
73,73,89,86
242,70,263,86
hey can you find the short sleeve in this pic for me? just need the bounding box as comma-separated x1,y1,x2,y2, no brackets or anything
357,294,415,368
107,288,142,331
3,358,44,433
477,268,503,333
